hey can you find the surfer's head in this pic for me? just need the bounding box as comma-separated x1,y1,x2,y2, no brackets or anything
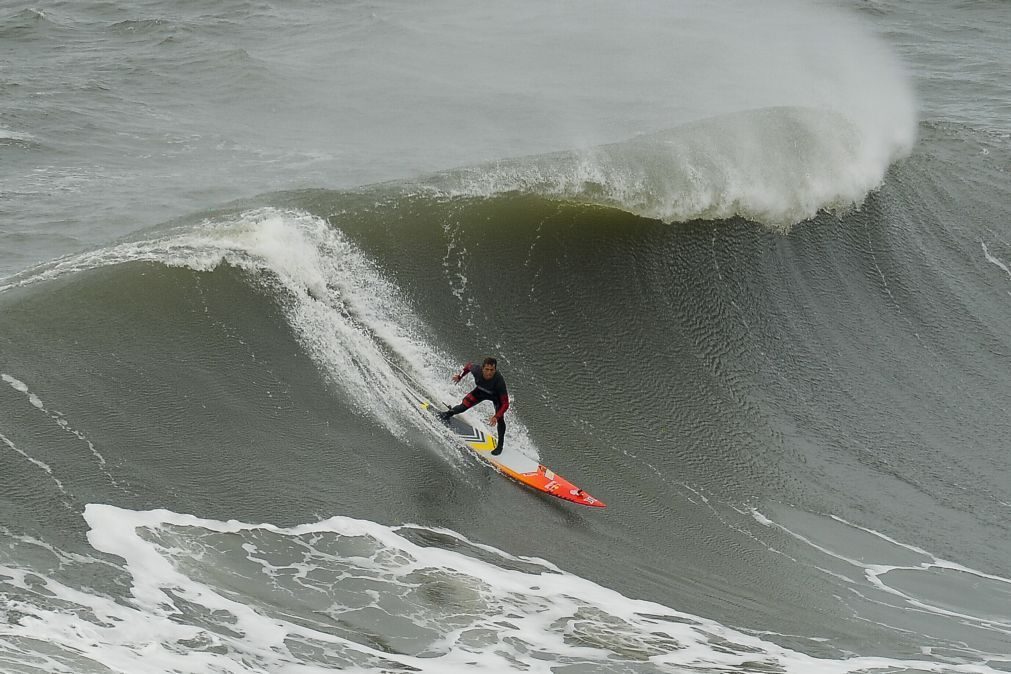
481,357,497,380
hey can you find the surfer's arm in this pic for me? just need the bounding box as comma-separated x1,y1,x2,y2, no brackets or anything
491,394,509,421
451,362,473,383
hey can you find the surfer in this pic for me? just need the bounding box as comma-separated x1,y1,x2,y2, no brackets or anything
438,357,509,455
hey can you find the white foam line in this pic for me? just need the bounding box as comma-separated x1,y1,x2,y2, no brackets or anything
753,509,1011,634
0,242,166,294
0,528,124,572
752,508,921,577
0,127,33,142
2,373,121,489
827,513,1011,587
0,431,70,503
981,241,1011,280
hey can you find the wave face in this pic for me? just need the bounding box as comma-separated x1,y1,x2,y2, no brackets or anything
2,117,1010,671
1,0,1010,672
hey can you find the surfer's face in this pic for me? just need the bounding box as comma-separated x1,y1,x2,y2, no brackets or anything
482,363,496,380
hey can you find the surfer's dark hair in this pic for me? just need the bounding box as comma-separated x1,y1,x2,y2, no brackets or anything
482,357,498,367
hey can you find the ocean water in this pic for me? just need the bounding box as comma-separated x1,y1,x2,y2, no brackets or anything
1,0,1010,672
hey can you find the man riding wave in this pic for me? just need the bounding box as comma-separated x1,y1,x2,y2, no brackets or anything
438,357,508,456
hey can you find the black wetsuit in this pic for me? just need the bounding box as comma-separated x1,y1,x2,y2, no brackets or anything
443,362,509,453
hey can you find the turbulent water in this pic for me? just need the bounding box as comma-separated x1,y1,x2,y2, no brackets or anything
2,0,1010,672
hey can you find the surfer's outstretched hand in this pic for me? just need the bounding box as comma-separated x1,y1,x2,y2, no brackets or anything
451,373,462,383
487,415,497,427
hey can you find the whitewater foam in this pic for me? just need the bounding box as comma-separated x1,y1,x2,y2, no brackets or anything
436,103,916,230
1,503,1002,673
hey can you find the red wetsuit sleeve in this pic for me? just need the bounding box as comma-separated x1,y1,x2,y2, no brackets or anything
493,394,509,421
459,362,472,379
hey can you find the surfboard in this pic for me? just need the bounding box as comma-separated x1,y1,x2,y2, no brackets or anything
408,390,605,508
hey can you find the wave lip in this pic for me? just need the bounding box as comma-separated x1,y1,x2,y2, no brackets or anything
437,104,917,230
417,0,920,230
